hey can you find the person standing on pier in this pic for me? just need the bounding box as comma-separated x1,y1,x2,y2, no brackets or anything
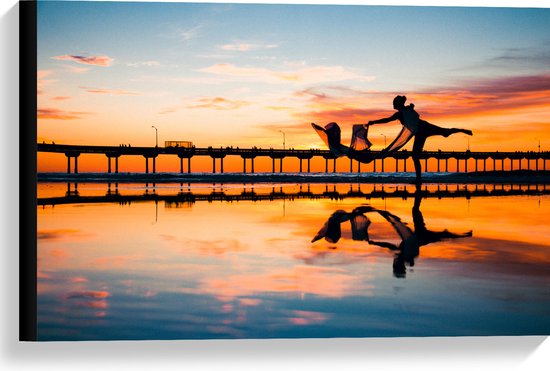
368,95,472,184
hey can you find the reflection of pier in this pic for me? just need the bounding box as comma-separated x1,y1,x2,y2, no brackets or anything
39,183,550,207
38,143,550,174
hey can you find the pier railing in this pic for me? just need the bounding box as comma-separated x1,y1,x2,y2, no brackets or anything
37,143,550,174
38,183,550,207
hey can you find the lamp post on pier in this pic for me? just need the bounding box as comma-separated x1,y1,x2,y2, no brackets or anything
151,125,158,147
279,130,286,150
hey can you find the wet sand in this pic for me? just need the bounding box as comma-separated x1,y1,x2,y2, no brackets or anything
37,170,550,184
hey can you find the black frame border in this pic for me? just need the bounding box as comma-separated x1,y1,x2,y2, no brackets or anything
20,0,37,341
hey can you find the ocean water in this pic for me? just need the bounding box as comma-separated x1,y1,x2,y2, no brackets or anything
36,182,550,340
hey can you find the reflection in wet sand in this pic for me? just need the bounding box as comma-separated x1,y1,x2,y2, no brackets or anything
312,192,472,277
37,183,550,339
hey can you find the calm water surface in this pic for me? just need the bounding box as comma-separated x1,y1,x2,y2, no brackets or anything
37,182,550,340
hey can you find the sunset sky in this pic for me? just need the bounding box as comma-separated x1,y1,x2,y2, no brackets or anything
37,1,550,171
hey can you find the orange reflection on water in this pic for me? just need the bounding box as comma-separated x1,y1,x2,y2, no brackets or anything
37,183,550,339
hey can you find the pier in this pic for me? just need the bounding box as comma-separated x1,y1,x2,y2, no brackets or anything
37,143,550,174
38,183,550,207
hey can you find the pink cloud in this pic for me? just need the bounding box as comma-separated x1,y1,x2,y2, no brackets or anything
37,108,91,120
288,310,328,325
52,54,114,67
66,290,110,299
70,277,89,284
294,72,550,126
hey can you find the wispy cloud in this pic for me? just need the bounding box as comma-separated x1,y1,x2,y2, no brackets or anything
486,42,550,71
159,96,250,114
37,108,92,120
450,42,550,75
188,97,249,110
199,63,375,85
177,25,202,42
80,86,140,96
220,43,279,52
158,107,178,115
37,70,54,95
52,54,114,67
62,65,90,74
127,60,161,68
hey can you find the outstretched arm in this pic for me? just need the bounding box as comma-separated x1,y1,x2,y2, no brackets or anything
368,112,399,125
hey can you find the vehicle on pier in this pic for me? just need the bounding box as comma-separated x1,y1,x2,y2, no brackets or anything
164,141,193,148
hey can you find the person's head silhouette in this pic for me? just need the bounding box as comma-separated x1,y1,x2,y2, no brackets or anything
393,95,407,110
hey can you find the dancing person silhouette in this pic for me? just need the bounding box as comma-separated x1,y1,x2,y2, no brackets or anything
368,95,472,184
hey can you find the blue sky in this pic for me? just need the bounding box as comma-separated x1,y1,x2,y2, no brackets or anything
37,0,550,156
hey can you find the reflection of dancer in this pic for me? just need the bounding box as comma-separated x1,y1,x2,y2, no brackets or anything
312,193,472,277
311,207,374,244
368,96,472,183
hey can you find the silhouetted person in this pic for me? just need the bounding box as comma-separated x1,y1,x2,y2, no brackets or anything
312,193,472,277
368,95,472,184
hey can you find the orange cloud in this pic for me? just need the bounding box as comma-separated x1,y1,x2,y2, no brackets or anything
37,107,91,120
159,96,251,114
52,54,114,67
189,97,249,110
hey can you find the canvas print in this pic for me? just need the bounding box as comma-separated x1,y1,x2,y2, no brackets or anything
31,1,550,340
